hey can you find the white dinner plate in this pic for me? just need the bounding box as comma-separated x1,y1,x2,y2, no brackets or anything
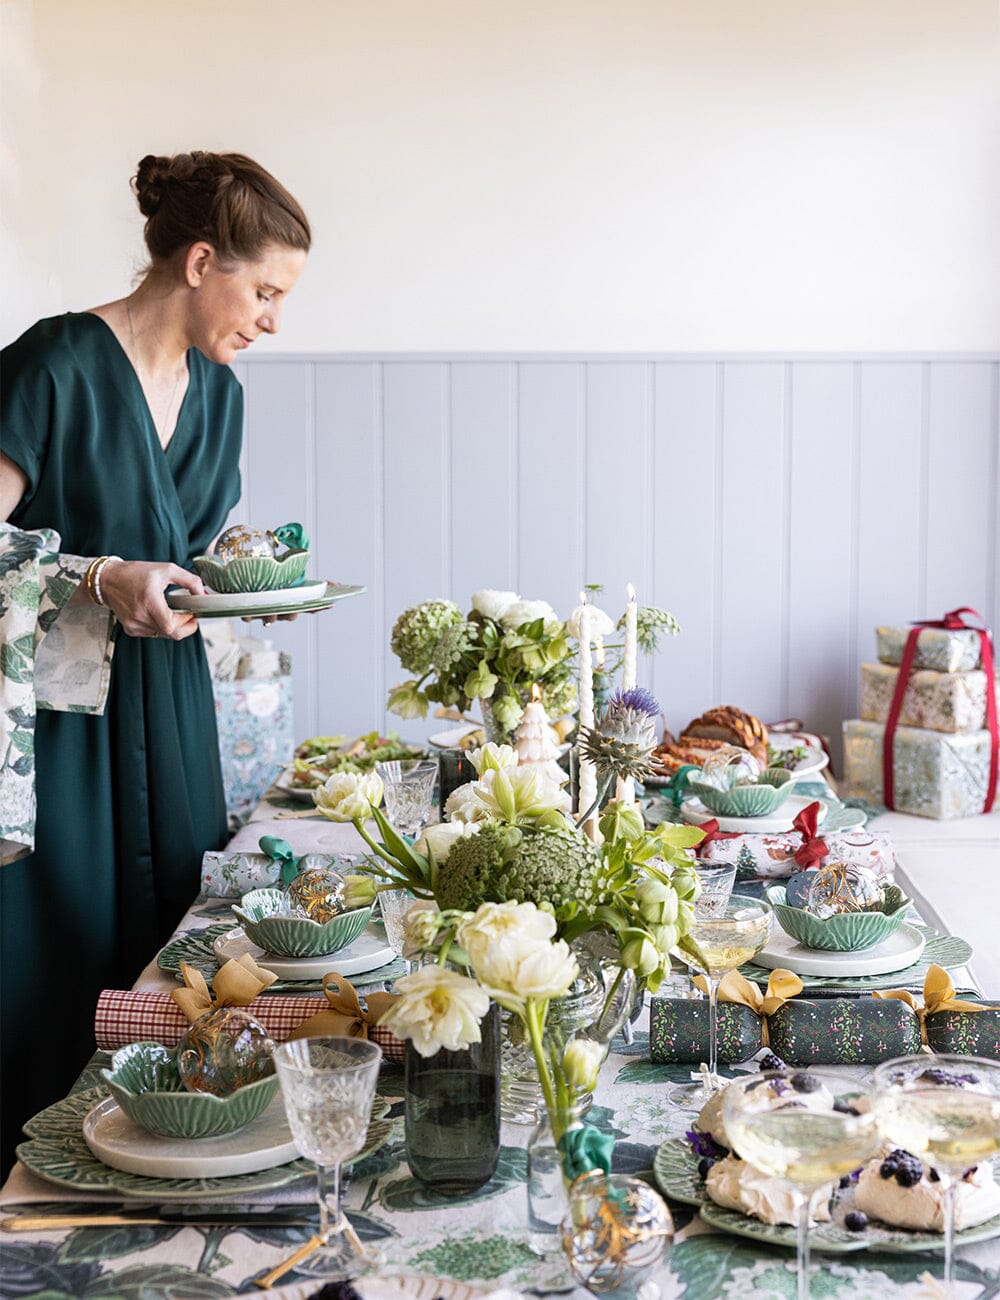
753,922,927,977
166,581,365,618
82,1094,299,1179
214,922,395,980
679,794,829,834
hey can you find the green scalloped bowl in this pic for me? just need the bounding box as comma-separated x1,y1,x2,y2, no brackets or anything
232,888,373,958
192,549,309,594
765,884,911,951
687,768,795,817
100,1041,278,1139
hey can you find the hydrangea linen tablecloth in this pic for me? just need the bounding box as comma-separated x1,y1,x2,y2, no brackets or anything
2,804,998,1299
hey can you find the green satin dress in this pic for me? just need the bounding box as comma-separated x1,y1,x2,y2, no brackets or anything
1,313,242,1172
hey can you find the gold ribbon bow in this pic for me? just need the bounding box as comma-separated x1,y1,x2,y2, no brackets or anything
171,954,279,1023
692,968,803,1045
873,963,999,1045
286,972,399,1042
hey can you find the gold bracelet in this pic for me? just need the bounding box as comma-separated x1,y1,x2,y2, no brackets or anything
84,556,109,607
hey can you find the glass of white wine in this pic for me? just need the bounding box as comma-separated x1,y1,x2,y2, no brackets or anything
724,1069,880,1300
873,1054,1000,1294
667,894,772,1109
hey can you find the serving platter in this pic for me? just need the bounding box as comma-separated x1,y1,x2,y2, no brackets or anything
166,581,364,619
652,1138,1000,1255
767,733,830,779
274,766,323,803
18,1088,392,1200
753,922,926,977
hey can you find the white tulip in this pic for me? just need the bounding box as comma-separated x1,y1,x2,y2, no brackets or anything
314,771,384,822
412,820,480,863
377,965,489,1057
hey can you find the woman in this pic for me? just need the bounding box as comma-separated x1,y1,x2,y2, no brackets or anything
0,152,310,1172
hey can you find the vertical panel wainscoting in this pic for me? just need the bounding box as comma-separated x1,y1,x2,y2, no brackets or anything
229,354,999,768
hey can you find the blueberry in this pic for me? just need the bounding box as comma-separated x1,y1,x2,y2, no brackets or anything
928,1168,940,1182
759,1052,787,1072
962,1168,977,1181
844,1211,868,1231
698,1157,716,1179
917,1067,980,1088
839,1175,853,1189
790,1073,821,1093
880,1160,898,1179
833,1099,861,1116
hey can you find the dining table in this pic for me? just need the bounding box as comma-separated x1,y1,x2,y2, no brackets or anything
1,775,998,1300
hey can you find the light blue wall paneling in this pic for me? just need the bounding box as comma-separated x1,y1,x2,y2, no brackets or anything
228,354,999,769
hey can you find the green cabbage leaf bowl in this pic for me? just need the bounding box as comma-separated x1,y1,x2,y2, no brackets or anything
101,1041,277,1139
765,883,911,951
233,888,372,958
192,549,309,594
687,767,795,817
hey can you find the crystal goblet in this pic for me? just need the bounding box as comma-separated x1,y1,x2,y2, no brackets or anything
272,1036,382,1279
375,759,438,836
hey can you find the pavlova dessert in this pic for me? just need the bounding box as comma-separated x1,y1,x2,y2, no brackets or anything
685,1054,1000,1235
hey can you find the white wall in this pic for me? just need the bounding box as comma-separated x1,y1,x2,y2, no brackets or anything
3,0,999,351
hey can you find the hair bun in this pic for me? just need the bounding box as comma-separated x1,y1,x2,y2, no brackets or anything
132,154,172,217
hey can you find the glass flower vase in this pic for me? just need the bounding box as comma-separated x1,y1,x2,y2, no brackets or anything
404,1002,501,1194
527,1101,589,1256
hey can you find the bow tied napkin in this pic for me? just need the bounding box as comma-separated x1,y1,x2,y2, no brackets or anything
171,955,278,1023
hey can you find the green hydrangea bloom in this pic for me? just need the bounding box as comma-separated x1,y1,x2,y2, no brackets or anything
431,621,476,674
390,600,462,674
436,822,601,914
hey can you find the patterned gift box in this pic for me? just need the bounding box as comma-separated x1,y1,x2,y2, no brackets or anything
876,624,982,673
861,661,995,734
843,718,999,819
697,828,896,880
213,675,294,822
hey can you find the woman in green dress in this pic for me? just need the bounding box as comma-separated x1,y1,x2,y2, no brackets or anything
0,152,310,1172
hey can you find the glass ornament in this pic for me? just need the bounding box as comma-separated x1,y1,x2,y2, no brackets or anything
176,1007,273,1096
806,861,886,920
698,746,763,791
561,1170,674,1298
284,867,347,923
213,525,276,561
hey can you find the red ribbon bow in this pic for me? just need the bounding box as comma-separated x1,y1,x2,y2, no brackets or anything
695,818,741,851
883,607,998,814
792,801,828,867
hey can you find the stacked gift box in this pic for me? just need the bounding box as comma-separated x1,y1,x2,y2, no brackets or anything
843,619,999,819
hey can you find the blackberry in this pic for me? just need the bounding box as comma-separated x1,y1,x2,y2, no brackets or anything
895,1165,922,1188
917,1067,979,1088
759,1052,787,1072
962,1168,977,1181
790,1073,821,1094
310,1284,363,1300
833,1099,861,1116
928,1168,940,1182
839,1175,853,1189
844,1211,868,1231
698,1157,717,1179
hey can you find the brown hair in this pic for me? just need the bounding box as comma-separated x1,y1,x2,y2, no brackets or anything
132,152,311,266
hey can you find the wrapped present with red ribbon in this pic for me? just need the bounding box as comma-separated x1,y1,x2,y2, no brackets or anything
695,800,896,880
845,608,998,819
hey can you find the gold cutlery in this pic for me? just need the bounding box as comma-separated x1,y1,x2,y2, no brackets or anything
254,1233,324,1288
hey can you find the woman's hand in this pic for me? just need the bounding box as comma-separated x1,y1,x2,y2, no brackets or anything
99,560,205,640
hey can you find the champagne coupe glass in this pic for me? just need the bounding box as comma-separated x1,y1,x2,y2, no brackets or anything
724,1069,879,1300
272,1036,382,1279
375,759,438,836
667,895,771,1109
873,1054,1000,1294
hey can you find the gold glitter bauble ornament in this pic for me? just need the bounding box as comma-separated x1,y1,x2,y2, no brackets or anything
214,525,276,561
284,867,347,923
806,861,886,920
176,1007,273,1096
